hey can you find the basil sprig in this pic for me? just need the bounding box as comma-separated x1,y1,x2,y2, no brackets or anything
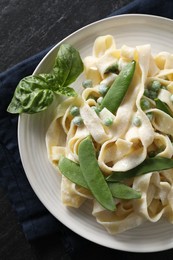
7,44,84,114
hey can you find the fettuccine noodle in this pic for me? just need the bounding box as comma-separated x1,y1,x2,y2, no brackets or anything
46,35,173,234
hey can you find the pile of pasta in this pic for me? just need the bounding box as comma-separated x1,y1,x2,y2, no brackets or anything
46,35,173,234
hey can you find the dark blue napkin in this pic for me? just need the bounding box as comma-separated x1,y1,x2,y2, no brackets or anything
1,0,173,258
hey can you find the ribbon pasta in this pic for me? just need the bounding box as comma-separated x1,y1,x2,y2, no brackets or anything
46,35,173,234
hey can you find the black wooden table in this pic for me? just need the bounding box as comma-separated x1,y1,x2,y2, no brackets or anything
1,1,173,259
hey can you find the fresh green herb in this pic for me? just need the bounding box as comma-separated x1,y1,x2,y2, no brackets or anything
100,60,136,114
108,182,141,200
106,157,173,182
52,44,84,88
7,44,84,114
78,136,116,211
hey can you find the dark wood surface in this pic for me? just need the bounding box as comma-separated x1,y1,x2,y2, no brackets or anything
1,0,173,259
0,0,131,72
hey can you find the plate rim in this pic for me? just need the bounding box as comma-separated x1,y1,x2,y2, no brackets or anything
33,13,173,75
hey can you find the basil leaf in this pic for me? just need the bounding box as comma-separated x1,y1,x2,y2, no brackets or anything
53,44,84,87
106,157,173,182
7,44,84,114
7,75,54,114
38,73,77,97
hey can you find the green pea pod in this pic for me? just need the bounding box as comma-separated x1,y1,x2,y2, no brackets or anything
58,157,141,201
107,157,173,182
108,183,141,200
155,98,173,117
100,60,136,114
78,136,116,211
58,156,88,189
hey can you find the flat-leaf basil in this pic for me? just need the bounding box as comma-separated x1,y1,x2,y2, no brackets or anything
53,44,84,88
7,75,54,114
7,44,83,114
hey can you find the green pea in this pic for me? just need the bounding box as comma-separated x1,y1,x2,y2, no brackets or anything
151,80,161,92
144,88,150,97
133,116,141,127
82,79,93,88
146,112,153,121
72,116,83,126
140,98,151,110
104,118,113,126
106,157,173,182
98,84,108,95
78,136,116,211
70,106,80,116
91,106,100,115
100,60,136,114
148,90,158,100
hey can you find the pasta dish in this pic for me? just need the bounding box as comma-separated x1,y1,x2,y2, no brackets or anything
46,35,173,234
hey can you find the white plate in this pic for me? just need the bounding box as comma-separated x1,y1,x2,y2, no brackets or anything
18,14,173,252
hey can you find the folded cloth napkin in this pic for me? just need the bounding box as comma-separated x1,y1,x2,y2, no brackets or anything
1,0,173,258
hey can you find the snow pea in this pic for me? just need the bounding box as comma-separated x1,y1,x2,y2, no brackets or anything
58,156,141,201
100,60,136,114
78,136,116,211
107,157,173,182
58,156,88,189
108,183,141,200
